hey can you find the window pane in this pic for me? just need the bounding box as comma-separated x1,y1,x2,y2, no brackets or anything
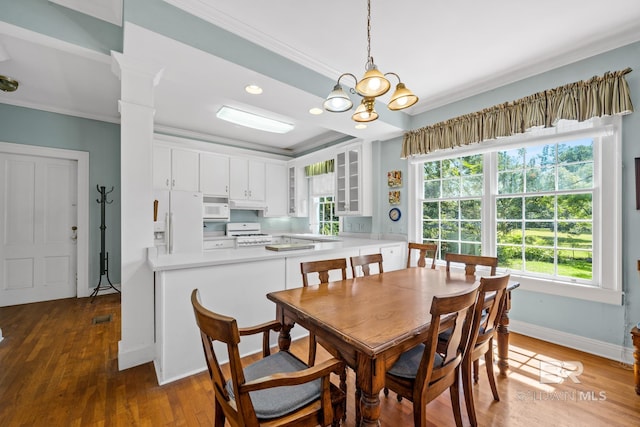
460,200,481,219
441,221,458,240
461,155,483,175
441,201,458,220
424,180,440,199
525,221,555,246
525,248,555,274
557,249,592,280
557,222,592,250
442,158,462,178
441,241,458,255
526,144,556,167
526,166,555,192
525,196,554,219
498,171,524,194
557,139,593,164
423,221,439,239
460,242,481,256
498,148,524,171
442,178,460,198
461,221,481,241
558,163,593,190
424,162,440,180
557,194,592,219
497,221,522,244
423,202,439,219
498,245,523,270
497,197,522,219
461,175,483,196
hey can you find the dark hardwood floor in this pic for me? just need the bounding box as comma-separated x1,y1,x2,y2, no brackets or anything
1,294,639,426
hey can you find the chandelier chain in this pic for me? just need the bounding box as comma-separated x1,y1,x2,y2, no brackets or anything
366,0,371,62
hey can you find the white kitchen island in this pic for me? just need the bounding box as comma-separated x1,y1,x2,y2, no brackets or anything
148,237,406,385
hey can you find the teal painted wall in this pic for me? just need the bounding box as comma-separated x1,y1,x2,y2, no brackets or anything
378,41,640,348
0,0,122,54
0,104,122,287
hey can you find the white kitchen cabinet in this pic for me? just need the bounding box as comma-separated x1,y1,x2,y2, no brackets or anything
263,163,288,217
230,157,266,201
335,141,372,216
287,164,308,217
153,146,199,191
199,153,229,196
359,243,405,273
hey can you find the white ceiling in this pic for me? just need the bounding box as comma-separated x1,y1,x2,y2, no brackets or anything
1,0,640,156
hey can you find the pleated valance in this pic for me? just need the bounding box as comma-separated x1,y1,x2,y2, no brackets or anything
304,159,334,176
401,68,634,158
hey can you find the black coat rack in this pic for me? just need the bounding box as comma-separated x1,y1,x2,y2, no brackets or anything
90,185,119,302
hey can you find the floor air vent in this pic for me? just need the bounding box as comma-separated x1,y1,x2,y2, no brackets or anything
92,314,113,324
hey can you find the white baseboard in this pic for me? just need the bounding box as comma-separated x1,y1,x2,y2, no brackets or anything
510,320,634,365
118,341,155,371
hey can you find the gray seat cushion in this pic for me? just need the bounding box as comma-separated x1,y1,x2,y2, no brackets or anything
225,351,321,419
387,344,444,379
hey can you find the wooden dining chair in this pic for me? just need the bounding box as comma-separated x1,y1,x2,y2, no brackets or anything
300,258,348,287
383,286,479,427
406,242,438,268
461,274,510,427
445,253,498,276
191,289,346,427
349,253,384,277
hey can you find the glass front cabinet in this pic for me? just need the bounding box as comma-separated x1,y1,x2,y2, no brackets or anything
335,141,372,216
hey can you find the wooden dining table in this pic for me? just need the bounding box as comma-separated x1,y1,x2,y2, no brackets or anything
267,266,519,427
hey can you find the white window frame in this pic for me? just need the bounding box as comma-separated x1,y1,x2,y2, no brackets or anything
408,116,622,305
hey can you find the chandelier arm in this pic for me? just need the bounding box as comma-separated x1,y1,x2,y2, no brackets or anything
384,72,401,83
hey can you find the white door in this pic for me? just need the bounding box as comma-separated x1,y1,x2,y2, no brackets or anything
0,153,78,306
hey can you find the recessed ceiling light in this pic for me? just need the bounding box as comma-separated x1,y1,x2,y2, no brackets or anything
216,106,294,134
355,124,367,129
245,84,263,95
309,107,323,115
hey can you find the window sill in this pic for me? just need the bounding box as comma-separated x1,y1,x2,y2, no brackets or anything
511,273,622,305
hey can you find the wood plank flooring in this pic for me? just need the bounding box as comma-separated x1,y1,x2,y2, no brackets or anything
1,294,639,426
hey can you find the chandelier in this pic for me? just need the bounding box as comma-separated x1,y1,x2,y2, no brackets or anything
322,0,418,123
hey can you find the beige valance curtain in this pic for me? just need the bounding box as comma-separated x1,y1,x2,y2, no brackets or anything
401,68,634,158
304,159,334,176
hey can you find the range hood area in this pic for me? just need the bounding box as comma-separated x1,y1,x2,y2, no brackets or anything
229,199,267,210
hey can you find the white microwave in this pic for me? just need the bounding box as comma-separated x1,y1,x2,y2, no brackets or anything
203,197,230,220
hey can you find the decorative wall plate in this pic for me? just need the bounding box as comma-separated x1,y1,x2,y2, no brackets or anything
389,207,401,222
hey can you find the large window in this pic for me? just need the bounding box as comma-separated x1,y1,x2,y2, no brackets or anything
410,118,622,304
316,196,339,236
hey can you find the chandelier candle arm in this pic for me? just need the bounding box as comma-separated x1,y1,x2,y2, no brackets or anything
321,0,418,121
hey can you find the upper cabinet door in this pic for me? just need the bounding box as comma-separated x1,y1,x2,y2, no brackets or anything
229,157,249,199
171,149,199,191
264,163,287,217
199,153,229,196
153,146,172,190
248,160,265,201
334,141,372,216
153,146,199,192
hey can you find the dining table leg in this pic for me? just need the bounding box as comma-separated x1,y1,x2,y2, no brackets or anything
355,353,384,427
497,290,512,376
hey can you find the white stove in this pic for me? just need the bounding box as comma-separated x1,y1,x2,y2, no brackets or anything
226,223,273,247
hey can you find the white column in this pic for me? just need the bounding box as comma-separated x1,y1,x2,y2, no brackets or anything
111,52,164,370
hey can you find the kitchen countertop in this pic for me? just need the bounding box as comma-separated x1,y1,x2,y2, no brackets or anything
148,237,405,272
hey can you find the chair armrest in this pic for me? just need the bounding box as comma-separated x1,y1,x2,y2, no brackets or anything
238,320,282,357
238,320,282,336
240,357,345,393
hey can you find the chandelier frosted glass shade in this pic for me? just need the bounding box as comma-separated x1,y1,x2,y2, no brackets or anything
355,63,391,97
352,97,378,122
388,82,419,110
323,83,353,112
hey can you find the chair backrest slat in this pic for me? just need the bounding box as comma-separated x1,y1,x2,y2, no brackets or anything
445,253,498,276
300,258,348,286
407,242,438,269
350,253,384,277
